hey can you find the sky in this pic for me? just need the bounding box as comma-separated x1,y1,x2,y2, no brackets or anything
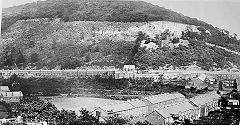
1,0,240,37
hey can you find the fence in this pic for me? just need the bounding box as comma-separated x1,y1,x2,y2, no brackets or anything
0,118,49,125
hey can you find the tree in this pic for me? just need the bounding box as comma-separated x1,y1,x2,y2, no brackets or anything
135,121,152,125
3,53,14,67
30,53,39,63
85,53,91,62
129,31,147,64
16,50,25,66
105,113,129,125
79,109,98,124
171,37,179,44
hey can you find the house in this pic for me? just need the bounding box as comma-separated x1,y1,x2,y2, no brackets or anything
0,86,23,103
189,91,220,117
123,65,136,71
0,91,23,103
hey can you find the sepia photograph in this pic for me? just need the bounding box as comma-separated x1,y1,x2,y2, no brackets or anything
0,0,240,124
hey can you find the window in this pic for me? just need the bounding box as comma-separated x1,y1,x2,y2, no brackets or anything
96,111,101,117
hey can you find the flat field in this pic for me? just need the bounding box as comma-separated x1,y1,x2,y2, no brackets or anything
49,96,123,114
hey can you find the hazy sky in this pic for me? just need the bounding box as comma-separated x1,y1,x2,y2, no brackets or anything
1,0,240,37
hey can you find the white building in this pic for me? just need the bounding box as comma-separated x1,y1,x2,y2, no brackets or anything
0,86,10,92
0,86,23,103
123,65,136,71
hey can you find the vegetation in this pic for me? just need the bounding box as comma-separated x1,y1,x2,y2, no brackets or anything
2,0,213,32
130,30,239,70
0,101,10,119
1,0,240,70
1,75,208,99
6,96,131,125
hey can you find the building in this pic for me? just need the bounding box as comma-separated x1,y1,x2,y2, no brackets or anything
0,86,23,103
185,74,208,89
143,93,186,110
92,92,221,124
189,91,220,117
127,99,149,117
0,91,23,103
185,63,203,71
92,93,187,123
114,70,135,79
123,65,136,71
135,74,161,82
92,98,151,120
92,101,135,119
0,86,10,92
145,99,199,125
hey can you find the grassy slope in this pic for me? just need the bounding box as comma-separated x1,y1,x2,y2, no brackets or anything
1,0,240,69
1,19,240,70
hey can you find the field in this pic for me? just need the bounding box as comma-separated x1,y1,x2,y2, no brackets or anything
48,96,123,114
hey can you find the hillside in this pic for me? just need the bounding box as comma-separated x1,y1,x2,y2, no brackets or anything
2,0,212,30
1,0,240,70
